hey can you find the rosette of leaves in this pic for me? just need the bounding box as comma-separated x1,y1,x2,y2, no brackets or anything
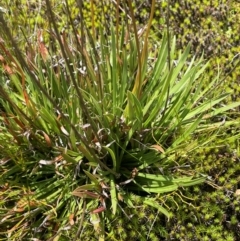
0,0,240,240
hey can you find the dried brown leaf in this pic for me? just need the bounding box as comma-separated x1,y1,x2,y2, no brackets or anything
37,30,49,62
150,144,165,153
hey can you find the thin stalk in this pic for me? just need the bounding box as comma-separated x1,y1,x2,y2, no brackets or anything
139,0,155,95
116,0,120,58
166,0,171,71
90,0,96,41
73,200,86,241
127,0,142,98
161,0,171,120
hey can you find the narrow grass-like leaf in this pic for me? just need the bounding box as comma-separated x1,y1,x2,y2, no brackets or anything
72,190,99,199
73,184,101,191
110,175,117,215
185,93,229,120
143,198,170,218
144,67,173,127
176,176,206,187
61,153,79,164
140,184,178,193
127,90,143,124
102,146,117,172
111,25,117,114
83,170,100,185
171,113,204,148
137,172,195,183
